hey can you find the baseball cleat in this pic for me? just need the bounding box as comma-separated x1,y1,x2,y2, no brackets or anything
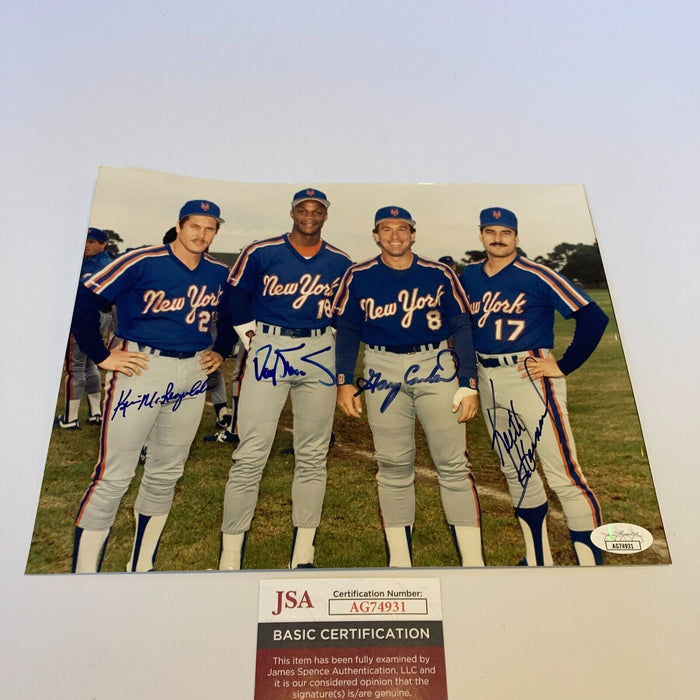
215,412,232,430
53,415,80,430
203,429,240,444
87,413,102,426
294,563,316,568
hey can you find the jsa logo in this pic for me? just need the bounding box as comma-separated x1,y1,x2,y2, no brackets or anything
271,589,314,616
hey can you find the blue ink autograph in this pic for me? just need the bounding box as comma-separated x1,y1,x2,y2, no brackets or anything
252,343,336,387
405,349,458,386
355,349,459,413
355,369,401,413
111,379,208,420
486,359,550,507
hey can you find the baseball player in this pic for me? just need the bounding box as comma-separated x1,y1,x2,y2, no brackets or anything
70,200,233,572
203,337,247,443
438,255,458,272
207,366,234,430
54,228,114,429
333,206,484,568
163,225,234,432
459,207,609,566
218,188,352,570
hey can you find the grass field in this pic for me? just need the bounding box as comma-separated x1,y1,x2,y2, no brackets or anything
25,289,670,573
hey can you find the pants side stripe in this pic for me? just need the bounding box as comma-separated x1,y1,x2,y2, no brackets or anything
75,340,126,525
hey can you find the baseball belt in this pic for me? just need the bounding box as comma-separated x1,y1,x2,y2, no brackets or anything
132,341,198,359
477,353,520,367
259,324,327,338
368,342,442,354
477,350,551,367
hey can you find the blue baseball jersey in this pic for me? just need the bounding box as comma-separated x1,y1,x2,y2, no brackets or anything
333,254,478,386
84,244,230,352
334,254,469,346
80,249,113,279
227,234,352,327
459,255,593,354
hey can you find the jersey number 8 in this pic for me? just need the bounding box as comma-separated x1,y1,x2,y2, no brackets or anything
426,310,442,331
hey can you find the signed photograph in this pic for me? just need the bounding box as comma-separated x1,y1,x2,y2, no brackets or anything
25,167,669,574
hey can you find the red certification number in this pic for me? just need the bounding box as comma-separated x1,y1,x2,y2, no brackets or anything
348,600,407,614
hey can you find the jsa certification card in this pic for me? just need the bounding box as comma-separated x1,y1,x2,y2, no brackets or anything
255,578,447,699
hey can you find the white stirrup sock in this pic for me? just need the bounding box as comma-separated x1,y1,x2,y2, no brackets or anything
87,393,102,416
452,525,485,567
385,526,413,568
220,532,246,570
518,517,554,566
290,527,316,568
516,503,554,566
570,530,603,566
127,512,168,572
74,528,110,573
67,398,82,423
573,541,598,566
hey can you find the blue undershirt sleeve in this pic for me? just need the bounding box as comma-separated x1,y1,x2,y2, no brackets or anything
450,313,478,389
557,302,609,375
226,285,255,325
70,283,112,364
211,310,236,359
335,315,363,385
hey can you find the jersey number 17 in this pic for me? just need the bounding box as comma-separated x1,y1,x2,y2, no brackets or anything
493,319,525,341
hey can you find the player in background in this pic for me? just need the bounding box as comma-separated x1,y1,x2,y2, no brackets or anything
70,200,234,572
54,228,114,429
333,206,484,568
459,207,608,566
438,254,458,272
218,188,352,570
203,336,247,443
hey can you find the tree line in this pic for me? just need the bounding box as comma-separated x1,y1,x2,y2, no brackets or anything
460,241,607,286
104,230,606,287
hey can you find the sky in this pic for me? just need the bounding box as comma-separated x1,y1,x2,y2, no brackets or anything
89,167,595,263
1,1,699,698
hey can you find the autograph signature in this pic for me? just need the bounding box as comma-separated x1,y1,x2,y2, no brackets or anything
355,369,401,413
111,380,208,420
355,349,459,412
486,366,550,506
253,343,336,387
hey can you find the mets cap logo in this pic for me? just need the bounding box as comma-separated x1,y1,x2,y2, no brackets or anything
492,210,501,219
200,202,210,212
390,208,399,217
306,189,316,196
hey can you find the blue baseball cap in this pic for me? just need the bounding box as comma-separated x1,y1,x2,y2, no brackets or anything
178,200,225,223
374,206,416,227
86,227,108,243
439,255,455,265
291,188,330,209
479,207,517,230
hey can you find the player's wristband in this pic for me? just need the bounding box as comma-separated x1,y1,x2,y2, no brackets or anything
458,376,478,390
233,321,256,352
